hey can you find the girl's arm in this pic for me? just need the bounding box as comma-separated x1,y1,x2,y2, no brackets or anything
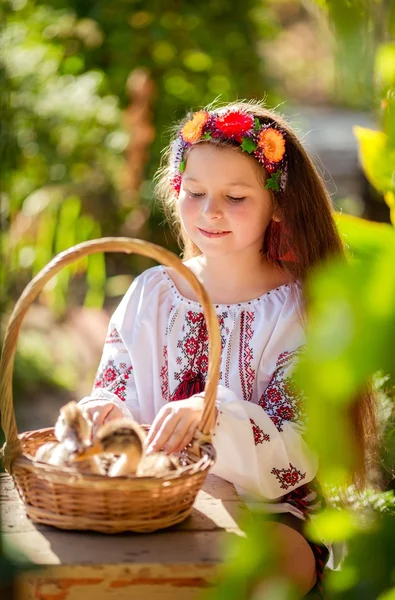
210,349,318,501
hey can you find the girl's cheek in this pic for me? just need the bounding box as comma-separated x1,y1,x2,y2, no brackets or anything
178,195,199,219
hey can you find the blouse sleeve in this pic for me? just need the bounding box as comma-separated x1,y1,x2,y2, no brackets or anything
211,318,318,501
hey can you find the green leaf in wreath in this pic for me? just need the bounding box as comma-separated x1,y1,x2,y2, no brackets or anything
264,169,282,192
241,137,257,153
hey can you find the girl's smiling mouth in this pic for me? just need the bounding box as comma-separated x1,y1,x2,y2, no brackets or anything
198,228,231,238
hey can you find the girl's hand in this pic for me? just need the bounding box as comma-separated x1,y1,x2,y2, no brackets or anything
145,395,205,455
79,399,124,438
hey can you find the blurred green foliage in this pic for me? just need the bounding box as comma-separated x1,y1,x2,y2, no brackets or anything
316,0,395,107
296,1,395,598
1,0,277,318
1,0,126,315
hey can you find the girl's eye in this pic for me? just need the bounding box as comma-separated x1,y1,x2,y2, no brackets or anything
187,191,205,198
227,196,246,203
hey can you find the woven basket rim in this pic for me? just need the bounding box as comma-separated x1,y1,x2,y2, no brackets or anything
17,427,216,486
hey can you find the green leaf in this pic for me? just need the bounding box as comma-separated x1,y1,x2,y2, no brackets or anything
375,43,395,92
306,508,362,543
240,136,257,153
336,212,395,258
179,160,186,172
202,132,212,140
384,191,395,225
353,126,395,194
254,117,261,131
264,169,281,192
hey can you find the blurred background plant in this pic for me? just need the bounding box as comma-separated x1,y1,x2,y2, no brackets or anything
1,0,395,598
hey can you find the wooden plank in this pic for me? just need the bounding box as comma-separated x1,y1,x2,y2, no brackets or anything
2,473,244,568
1,497,246,534
17,563,221,600
6,529,243,566
2,472,241,599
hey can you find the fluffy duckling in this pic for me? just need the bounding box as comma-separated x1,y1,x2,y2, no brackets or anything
54,400,92,450
35,401,103,474
34,440,70,466
74,418,179,477
136,451,179,478
73,418,145,476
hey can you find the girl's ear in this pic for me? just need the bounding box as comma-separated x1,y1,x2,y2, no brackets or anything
272,210,282,223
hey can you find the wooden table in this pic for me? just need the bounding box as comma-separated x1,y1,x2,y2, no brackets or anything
1,473,246,600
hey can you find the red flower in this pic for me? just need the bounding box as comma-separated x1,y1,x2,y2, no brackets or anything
257,128,286,163
214,111,254,141
170,172,182,194
181,111,209,143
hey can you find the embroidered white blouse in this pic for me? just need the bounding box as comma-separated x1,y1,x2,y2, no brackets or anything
83,265,320,519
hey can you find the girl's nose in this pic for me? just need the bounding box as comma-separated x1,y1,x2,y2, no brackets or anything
202,195,222,218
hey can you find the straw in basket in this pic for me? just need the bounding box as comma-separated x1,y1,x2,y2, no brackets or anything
0,238,221,533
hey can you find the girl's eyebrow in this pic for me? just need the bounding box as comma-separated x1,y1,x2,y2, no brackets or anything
183,176,254,189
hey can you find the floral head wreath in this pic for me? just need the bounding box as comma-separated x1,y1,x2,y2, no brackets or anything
169,109,288,195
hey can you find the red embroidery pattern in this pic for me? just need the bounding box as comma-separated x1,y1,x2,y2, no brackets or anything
249,418,270,445
105,327,122,344
259,347,305,431
164,310,226,402
239,311,255,402
160,345,169,401
93,359,133,402
271,462,306,490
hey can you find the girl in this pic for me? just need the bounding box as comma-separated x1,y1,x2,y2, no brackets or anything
79,101,376,596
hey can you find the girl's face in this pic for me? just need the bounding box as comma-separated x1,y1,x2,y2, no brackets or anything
178,144,276,260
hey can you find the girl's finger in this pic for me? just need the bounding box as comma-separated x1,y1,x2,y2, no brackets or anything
91,410,103,438
147,411,181,454
103,404,122,424
163,418,193,454
170,420,199,454
145,408,169,446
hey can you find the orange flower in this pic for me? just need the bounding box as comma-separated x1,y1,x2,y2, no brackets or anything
257,128,285,163
181,111,209,143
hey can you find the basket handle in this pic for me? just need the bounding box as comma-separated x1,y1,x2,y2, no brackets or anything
0,238,221,467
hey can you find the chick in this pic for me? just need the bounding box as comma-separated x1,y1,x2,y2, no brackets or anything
74,418,179,477
54,401,92,451
34,401,103,474
73,418,145,476
35,441,70,465
136,452,179,477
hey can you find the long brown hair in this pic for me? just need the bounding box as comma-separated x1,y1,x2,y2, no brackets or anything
155,99,377,486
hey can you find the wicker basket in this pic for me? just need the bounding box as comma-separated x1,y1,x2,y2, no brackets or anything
0,237,221,533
